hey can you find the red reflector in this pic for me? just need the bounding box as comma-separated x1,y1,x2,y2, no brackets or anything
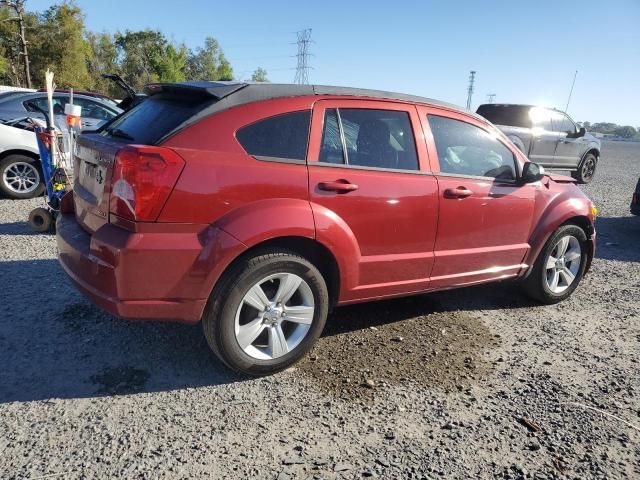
110,146,185,222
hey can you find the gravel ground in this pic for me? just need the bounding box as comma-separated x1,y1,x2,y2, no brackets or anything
0,141,639,479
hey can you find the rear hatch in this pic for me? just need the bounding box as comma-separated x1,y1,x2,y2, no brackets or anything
72,82,247,233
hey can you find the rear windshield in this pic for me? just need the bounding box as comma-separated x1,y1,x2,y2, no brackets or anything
476,105,531,129
101,93,211,144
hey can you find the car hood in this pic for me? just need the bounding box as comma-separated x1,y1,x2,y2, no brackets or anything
546,173,577,184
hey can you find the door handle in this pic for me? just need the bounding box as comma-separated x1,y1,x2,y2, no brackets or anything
444,186,473,199
318,180,359,193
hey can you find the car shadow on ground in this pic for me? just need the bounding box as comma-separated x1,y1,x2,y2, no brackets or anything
0,257,542,404
593,215,640,263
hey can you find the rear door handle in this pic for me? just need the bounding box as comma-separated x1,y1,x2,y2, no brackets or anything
444,187,473,199
318,180,359,193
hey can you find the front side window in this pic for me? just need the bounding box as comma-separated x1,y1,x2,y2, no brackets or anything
318,108,418,171
551,111,576,134
236,110,311,160
428,115,517,181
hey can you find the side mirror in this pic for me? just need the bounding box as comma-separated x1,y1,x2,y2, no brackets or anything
577,127,586,137
521,162,545,184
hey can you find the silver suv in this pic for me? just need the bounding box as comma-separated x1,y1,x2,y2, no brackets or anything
476,104,601,184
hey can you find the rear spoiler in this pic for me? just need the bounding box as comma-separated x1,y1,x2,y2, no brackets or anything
144,81,248,100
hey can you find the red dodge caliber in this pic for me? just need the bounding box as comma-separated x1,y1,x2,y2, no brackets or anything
57,82,596,375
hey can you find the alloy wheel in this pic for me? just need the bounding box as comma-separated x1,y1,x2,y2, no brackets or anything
3,162,40,194
545,235,582,294
234,272,315,360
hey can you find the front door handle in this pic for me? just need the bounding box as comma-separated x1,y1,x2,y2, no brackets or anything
318,180,359,193
444,186,473,199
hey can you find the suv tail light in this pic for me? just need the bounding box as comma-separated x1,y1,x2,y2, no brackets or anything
110,146,185,222
633,193,639,206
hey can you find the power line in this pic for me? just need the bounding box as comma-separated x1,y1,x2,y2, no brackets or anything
486,93,496,103
294,29,312,85
466,70,476,110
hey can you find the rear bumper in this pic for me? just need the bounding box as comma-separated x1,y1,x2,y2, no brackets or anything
56,212,245,323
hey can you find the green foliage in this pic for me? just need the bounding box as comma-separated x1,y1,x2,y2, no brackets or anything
29,1,92,89
185,37,233,81
251,67,269,82
613,126,637,138
0,2,236,95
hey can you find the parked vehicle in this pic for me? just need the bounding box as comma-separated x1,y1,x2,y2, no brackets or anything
0,91,122,130
0,118,46,198
476,104,601,184
57,82,597,375
632,177,640,216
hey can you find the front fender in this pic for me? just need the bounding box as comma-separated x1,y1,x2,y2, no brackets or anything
524,189,594,275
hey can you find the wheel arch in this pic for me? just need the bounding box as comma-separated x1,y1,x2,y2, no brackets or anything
523,198,595,279
0,148,40,163
213,235,342,310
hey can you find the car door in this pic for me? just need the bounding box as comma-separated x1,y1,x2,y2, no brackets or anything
527,107,561,167
418,106,536,288
551,111,583,168
307,100,439,301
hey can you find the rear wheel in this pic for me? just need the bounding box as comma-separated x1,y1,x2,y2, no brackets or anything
0,155,44,199
522,224,588,304
202,251,329,375
572,153,597,184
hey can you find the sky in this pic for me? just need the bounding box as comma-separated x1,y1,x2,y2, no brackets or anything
28,0,640,125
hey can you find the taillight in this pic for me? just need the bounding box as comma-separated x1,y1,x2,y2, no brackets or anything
110,146,185,222
633,193,639,205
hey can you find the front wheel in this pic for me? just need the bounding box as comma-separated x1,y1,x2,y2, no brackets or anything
572,153,597,184
0,155,44,199
522,224,588,304
202,251,329,375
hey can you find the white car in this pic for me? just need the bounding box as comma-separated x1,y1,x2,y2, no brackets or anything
0,118,71,199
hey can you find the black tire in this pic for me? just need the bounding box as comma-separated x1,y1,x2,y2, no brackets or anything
573,153,597,184
28,207,53,233
522,224,588,304
202,251,329,376
0,154,44,199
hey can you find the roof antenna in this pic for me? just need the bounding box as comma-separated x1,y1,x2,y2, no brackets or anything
563,70,578,113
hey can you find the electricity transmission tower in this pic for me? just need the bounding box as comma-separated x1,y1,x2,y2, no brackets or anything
294,29,312,84
466,70,476,109
486,93,496,103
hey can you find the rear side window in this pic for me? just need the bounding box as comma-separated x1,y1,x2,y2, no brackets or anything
102,94,211,145
428,115,517,181
476,105,531,128
236,111,311,160
319,108,419,171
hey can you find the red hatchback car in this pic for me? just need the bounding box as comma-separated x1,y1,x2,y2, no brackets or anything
57,82,596,375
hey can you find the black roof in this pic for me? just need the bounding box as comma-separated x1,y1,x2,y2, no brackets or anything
145,81,480,119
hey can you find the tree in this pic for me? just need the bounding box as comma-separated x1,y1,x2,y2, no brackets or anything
86,32,118,95
0,0,31,87
29,2,92,89
251,67,268,82
613,125,637,139
115,29,167,90
156,43,188,82
185,37,233,81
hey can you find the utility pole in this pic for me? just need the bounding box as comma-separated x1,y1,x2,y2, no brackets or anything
486,93,496,104
466,70,476,110
1,0,31,88
294,29,312,85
